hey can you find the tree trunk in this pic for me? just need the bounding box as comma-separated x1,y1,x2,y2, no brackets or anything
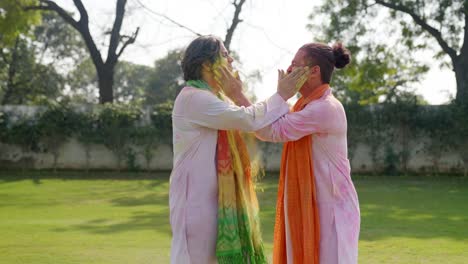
97,66,114,104
1,38,19,105
454,57,468,106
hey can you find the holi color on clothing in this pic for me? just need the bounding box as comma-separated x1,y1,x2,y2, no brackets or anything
169,85,289,264
257,87,360,264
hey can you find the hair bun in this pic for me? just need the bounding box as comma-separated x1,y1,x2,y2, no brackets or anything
332,43,351,69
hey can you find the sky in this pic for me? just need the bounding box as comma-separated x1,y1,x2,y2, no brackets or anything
56,0,457,104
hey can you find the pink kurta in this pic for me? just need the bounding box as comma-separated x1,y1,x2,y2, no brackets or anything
169,87,289,264
256,89,360,264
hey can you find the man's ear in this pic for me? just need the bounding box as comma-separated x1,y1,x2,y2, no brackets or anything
311,65,321,77
202,62,212,71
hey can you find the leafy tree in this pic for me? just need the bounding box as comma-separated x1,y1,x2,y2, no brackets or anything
330,44,429,105
145,49,183,105
114,61,153,104
0,0,40,46
32,11,86,67
0,11,87,105
311,0,468,106
37,103,77,171
0,37,63,105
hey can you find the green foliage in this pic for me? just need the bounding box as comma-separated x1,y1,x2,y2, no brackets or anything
145,49,183,105
114,61,153,105
33,12,86,63
344,101,468,175
3,114,42,154
37,103,78,171
125,148,139,172
0,0,40,47
0,35,64,105
151,102,173,147
331,45,429,105
74,110,99,172
66,59,154,104
95,104,142,171
65,58,97,103
446,104,468,176
0,110,7,141
1,101,464,174
310,0,467,104
383,144,399,176
0,102,173,171
416,106,452,174
132,125,160,171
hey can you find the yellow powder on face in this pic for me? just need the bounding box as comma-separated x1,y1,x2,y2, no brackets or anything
285,67,309,92
211,55,239,94
295,72,309,91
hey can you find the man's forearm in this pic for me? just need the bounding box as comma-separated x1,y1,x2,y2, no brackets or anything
231,91,252,107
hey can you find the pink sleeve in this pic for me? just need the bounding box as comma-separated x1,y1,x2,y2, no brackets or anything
184,89,289,132
255,100,338,142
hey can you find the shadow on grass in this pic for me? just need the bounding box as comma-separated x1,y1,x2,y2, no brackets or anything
52,181,172,236
0,170,171,182
257,176,468,244
111,193,167,207
53,209,171,235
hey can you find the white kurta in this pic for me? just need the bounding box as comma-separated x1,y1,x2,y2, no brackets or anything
169,86,289,264
256,89,360,264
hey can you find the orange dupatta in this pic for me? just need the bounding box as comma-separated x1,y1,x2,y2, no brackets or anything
273,84,330,264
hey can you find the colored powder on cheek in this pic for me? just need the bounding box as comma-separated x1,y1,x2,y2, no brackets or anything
211,56,239,95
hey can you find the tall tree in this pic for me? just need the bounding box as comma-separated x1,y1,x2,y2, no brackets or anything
25,0,139,103
312,0,467,105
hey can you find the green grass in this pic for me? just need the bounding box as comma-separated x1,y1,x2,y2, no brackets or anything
0,171,467,264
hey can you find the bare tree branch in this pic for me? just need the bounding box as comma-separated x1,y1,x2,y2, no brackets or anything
23,0,104,67
107,0,127,65
375,0,458,61
116,27,140,59
24,0,79,30
134,0,201,36
72,0,89,24
224,0,246,51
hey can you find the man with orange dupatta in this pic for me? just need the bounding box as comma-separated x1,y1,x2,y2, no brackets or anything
256,42,360,264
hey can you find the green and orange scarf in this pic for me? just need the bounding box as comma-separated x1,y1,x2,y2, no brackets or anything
273,83,330,264
187,79,267,264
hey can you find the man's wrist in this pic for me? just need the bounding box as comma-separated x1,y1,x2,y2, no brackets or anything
277,91,290,101
230,91,251,107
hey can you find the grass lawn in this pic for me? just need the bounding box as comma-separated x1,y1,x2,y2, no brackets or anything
0,171,467,264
